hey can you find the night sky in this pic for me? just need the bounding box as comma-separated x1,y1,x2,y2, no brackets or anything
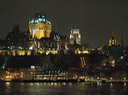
0,0,128,47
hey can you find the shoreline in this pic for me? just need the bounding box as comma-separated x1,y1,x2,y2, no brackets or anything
1,79,128,83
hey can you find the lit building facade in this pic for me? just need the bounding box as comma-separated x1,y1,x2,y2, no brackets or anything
29,13,52,39
0,13,90,55
108,32,117,46
70,28,81,45
108,37,117,46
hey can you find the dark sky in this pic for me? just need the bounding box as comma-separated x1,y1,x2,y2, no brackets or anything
0,0,128,47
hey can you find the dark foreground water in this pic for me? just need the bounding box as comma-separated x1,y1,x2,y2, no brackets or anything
0,82,128,95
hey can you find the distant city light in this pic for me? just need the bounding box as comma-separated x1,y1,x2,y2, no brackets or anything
29,46,33,50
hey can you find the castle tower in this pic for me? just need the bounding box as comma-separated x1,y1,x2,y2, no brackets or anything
108,32,117,46
70,28,81,45
29,13,52,39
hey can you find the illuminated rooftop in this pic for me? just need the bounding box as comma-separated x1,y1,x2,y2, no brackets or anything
29,13,51,24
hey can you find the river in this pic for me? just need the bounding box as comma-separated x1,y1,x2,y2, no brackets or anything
0,82,128,95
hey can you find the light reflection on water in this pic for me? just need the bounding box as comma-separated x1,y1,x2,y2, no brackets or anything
0,82,128,95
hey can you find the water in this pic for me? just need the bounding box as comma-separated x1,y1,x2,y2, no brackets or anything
0,82,128,95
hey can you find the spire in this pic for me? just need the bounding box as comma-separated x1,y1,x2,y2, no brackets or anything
111,31,115,37
121,37,124,47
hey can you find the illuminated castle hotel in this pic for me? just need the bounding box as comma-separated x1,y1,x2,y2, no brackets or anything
0,13,90,56
29,13,52,39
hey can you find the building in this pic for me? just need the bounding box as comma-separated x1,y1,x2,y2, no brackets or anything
0,13,90,55
108,32,117,46
108,37,117,46
29,13,52,39
70,28,81,45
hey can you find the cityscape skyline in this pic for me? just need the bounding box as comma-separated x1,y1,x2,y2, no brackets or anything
0,1,128,95
0,0,128,47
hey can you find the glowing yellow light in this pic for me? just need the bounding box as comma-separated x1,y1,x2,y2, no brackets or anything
5,82,11,86
110,77,113,80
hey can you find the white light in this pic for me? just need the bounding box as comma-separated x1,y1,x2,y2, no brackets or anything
29,47,33,50
31,66,35,69
121,56,124,59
